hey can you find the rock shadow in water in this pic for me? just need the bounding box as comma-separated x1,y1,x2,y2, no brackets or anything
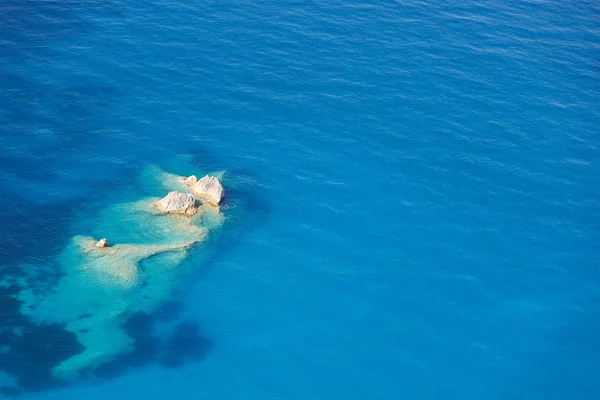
153,301,184,322
93,312,212,379
158,321,213,369
0,385,22,397
0,285,83,395
92,312,160,379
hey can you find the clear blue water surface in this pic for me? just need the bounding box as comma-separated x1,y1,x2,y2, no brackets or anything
0,0,599,399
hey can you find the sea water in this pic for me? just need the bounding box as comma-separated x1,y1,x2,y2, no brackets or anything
0,0,598,399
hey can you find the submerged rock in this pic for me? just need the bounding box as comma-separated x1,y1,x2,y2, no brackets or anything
95,238,109,248
193,175,224,205
156,191,197,216
16,165,227,381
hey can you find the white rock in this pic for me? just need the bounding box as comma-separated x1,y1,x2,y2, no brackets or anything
95,238,109,248
156,191,197,216
193,175,224,205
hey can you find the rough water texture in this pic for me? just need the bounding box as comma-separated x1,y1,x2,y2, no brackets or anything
0,0,599,399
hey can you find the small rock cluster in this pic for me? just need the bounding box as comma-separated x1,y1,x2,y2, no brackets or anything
154,174,224,216
98,174,224,250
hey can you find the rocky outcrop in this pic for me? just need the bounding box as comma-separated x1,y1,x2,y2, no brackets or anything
156,191,197,216
18,165,228,382
95,238,109,248
184,175,198,187
192,175,224,205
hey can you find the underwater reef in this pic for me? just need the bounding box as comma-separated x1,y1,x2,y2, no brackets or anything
1,166,226,386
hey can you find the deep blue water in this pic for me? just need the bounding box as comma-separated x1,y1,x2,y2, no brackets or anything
1,0,599,398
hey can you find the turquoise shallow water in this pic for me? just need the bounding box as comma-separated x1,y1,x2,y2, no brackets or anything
1,0,599,398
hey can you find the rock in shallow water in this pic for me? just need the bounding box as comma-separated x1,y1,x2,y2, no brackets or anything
94,238,109,248
184,175,198,187
193,175,224,205
15,166,227,381
156,191,197,216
